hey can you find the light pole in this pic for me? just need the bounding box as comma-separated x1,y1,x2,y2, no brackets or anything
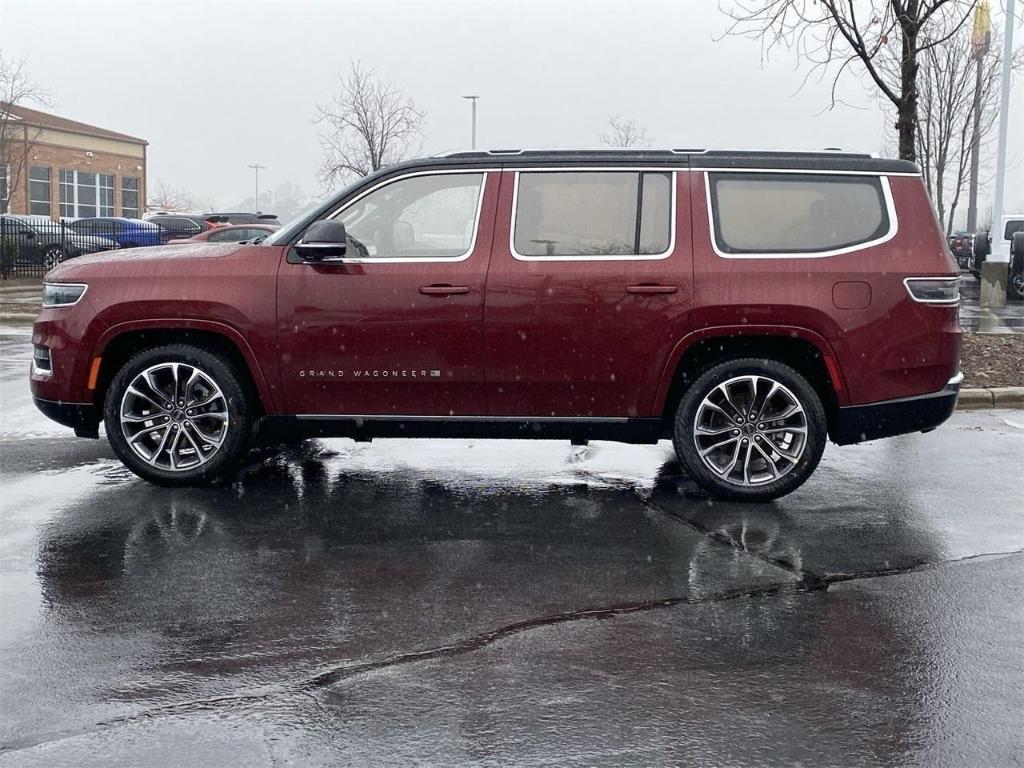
248,163,266,212
966,0,991,233
981,0,1016,308
462,95,479,150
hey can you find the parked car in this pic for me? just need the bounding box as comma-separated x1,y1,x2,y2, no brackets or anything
205,212,281,227
67,217,162,248
1010,231,1024,301
947,231,974,270
146,213,223,242
167,223,279,244
30,149,961,500
147,213,279,242
0,214,118,269
970,230,990,276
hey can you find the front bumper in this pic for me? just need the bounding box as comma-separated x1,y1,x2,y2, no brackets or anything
831,372,962,445
32,396,101,439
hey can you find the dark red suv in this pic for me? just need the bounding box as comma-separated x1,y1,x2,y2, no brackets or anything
30,150,961,500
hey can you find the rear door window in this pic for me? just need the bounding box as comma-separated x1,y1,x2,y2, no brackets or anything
513,171,673,258
708,173,890,255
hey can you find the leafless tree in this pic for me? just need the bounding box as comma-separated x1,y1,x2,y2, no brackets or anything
599,116,652,148
913,27,1004,232
0,52,50,214
147,179,212,212
722,0,977,161
315,61,425,189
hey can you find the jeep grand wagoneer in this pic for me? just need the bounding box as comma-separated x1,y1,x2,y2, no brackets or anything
31,149,961,500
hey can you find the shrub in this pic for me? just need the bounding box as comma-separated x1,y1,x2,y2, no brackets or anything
0,237,17,280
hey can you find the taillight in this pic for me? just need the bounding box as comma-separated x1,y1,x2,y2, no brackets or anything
904,277,960,304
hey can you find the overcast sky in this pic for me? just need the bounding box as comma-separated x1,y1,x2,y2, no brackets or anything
2,0,1021,218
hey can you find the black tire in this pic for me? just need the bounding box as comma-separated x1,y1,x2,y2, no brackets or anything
672,358,827,502
103,344,252,486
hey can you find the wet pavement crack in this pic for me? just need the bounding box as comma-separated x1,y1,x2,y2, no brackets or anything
3,549,1020,756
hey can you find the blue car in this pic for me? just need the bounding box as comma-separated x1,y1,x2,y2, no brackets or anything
67,217,162,248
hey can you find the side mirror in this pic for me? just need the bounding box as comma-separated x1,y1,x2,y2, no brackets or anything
295,220,347,261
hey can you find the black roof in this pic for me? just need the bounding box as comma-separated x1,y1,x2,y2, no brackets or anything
385,148,918,175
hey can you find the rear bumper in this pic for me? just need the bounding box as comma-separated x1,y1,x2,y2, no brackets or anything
831,372,962,445
33,396,101,439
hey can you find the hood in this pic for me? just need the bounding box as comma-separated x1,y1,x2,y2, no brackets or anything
47,242,245,280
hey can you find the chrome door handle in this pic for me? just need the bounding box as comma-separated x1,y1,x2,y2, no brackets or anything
419,285,470,296
626,284,678,295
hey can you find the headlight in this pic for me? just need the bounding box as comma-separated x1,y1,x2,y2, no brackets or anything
903,277,960,304
42,283,88,307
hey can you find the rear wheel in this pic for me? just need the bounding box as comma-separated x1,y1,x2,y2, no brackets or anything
673,358,827,501
103,344,252,486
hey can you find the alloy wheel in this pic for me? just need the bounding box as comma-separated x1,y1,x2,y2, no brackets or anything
692,375,808,487
119,362,230,471
43,247,64,269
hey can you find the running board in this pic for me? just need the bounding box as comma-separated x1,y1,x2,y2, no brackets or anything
254,415,663,444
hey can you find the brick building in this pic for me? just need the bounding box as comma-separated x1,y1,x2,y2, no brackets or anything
0,103,147,219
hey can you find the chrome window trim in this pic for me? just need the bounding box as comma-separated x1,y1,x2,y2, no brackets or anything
509,169,677,262
42,282,89,308
321,169,491,265
697,167,920,178
704,172,900,260
903,276,961,304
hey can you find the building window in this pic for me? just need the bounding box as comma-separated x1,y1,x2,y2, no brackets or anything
98,174,114,216
0,164,9,206
58,170,117,218
60,170,75,218
122,176,140,218
29,166,52,217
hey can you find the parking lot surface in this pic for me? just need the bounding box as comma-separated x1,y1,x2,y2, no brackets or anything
959,274,1024,333
1,324,1022,766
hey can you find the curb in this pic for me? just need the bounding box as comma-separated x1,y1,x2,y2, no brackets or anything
0,312,37,324
957,387,1024,410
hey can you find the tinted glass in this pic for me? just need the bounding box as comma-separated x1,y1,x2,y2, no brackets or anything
514,171,672,257
29,166,51,217
1005,220,1024,240
710,173,888,254
76,172,97,218
639,172,672,254
337,173,484,259
207,228,253,243
122,177,140,218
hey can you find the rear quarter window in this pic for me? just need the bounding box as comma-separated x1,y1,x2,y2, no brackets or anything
708,173,891,256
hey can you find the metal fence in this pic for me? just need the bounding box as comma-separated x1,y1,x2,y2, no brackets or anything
0,216,202,279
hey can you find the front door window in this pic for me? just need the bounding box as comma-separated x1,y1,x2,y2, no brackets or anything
336,173,484,260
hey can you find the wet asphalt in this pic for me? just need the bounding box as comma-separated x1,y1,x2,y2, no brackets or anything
958,273,1024,334
1,323,1023,767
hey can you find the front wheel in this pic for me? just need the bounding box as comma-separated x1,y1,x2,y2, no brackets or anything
673,358,827,501
103,344,252,486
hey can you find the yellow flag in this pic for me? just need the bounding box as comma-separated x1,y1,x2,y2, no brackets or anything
971,0,992,59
